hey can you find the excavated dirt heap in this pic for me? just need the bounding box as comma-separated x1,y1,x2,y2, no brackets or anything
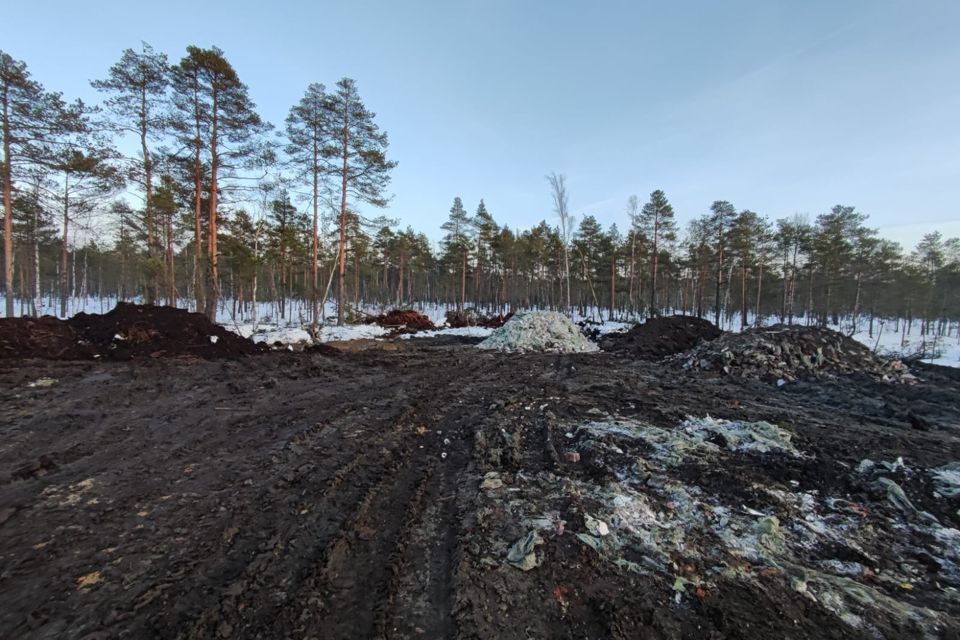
601,315,721,359
675,324,912,382
366,309,436,333
0,302,263,360
478,310,599,353
447,309,514,329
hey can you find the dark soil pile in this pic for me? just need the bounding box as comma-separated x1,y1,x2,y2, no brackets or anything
600,315,722,358
675,324,913,382
446,309,514,329
0,316,90,359
366,309,436,333
0,302,263,360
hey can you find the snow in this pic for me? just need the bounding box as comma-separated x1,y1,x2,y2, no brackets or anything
253,328,312,345
316,325,389,342
400,326,494,340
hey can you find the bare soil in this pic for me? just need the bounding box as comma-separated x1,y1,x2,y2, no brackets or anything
1,339,958,639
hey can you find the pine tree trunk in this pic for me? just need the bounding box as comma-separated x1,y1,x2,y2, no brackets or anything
755,264,763,328
337,125,349,326
610,255,616,321
205,89,220,321
740,262,747,330
460,250,467,311
141,87,157,305
2,86,15,318
60,177,69,317
311,136,319,326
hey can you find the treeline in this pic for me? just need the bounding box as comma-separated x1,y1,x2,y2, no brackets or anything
2,45,958,333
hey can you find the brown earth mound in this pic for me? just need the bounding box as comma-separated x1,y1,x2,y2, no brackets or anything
676,324,913,383
446,309,514,329
0,302,264,360
600,315,722,359
366,309,436,333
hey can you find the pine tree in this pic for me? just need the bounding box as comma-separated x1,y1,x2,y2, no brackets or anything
811,205,867,325
285,82,330,325
441,197,474,310
92,43,169,303
53,148,123,316
708,200,736,326
473,199,498,308
1,50,85,316
638,189,676,316
547,172,573,312
170,46,270,320
321,78,396,325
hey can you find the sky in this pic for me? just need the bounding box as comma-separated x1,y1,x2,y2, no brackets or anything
5,0,960,251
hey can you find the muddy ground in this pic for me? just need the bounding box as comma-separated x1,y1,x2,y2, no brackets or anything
1,339,959,639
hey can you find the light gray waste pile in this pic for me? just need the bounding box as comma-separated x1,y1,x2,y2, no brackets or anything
477,311,599,353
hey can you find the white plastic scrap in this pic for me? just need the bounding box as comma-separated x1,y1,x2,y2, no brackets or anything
679,415,800,456
930,463,960,498
477,311,599,353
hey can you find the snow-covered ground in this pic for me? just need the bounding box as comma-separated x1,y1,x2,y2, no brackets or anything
847,323,960,368
399,326,494,340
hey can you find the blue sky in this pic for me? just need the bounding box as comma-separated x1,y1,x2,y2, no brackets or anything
6,0,959,250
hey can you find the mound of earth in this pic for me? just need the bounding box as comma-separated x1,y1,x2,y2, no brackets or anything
675,324,913,383
601,315,721,358
446,309,514,329
0,302,264,360
478,310,599,353
366,309,436,333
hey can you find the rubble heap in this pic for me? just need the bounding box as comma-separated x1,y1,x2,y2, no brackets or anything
478,311,599,354
0,302,264,360
674,324,913,383
600,315,721,359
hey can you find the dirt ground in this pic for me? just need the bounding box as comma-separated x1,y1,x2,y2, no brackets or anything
1,339,959,639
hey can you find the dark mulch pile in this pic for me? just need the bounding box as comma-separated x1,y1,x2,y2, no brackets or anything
600,315,722,359
366,309,436,333
446,309,514,329
0,302,264,360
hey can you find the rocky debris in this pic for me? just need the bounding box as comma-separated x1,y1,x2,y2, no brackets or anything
674,324,914,383
476,415,960,637
477,311,599,354
365,309,436,334
601,315,721,359
0,302,264,360
446,309,514,329
479,472,504,490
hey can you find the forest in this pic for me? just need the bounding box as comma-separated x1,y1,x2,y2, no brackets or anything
2,44,958,333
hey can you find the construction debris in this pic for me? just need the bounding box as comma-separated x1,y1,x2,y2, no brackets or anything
674,325,914,383
477,311,599,353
